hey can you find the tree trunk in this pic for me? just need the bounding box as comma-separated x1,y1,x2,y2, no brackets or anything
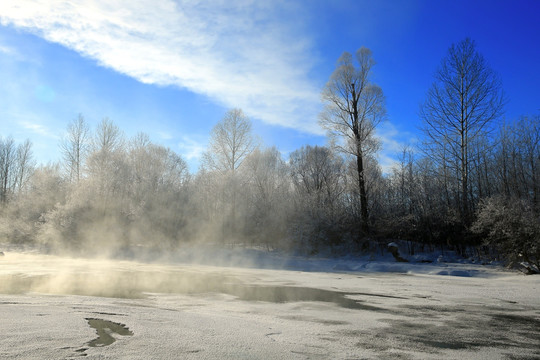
356,149,369,233
352,84,369,234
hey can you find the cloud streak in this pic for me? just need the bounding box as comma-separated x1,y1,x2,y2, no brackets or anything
20,120,59,139
177,135,206,161
376,121,417,174
0,0,323,134
0,43,15,55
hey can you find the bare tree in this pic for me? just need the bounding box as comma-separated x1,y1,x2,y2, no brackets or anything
87,117,124,176
420,38,505,223
288,145,344,248
244,147,288,208
243,147,290,248
0,136,35,204
202,108,256,243
0,137,16,203
202,108,256,174
128,137,189,198
86,118,126,199
290,145,344,208
494,116,540,210
60,114,90,183
91,117,124,155
320,48,385,233
513,115,540,211
14,139,35,195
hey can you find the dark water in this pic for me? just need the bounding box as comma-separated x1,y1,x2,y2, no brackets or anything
86,318,133,347
229,284,382,310
0,270,382,310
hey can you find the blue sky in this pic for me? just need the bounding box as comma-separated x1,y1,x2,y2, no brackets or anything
1,0,539,173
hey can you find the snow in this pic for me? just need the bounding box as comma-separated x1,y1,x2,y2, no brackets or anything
0,250,539,359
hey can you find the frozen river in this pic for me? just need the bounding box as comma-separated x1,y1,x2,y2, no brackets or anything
1,252,539,359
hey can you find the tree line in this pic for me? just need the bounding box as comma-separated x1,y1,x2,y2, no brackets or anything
0,38,538,268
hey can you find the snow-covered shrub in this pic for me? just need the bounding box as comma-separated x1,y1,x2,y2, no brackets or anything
0,164,67,245
472,195,540,270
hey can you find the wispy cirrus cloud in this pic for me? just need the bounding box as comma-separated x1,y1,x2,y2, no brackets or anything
0,0,323,134
20,120,59,139
376,121,417,174
0,43,14,55
177,135,207,162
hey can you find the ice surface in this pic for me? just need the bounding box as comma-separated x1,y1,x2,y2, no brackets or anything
0,251,539,359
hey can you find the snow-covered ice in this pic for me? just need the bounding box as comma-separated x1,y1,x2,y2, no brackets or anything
0,251,538,359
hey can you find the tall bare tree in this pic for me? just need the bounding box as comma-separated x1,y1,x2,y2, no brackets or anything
243,147,290,247
0,137,34,203
420,38,505,223
202,108,256,174
91,117,124,155
202,108,256,242
15,139,34,195
0,137,16,203
60,114,90,183
320,47,385,233
86,118,126,200
513,115,540,212
87,117,124,176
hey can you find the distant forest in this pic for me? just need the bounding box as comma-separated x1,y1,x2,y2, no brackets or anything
1,38,538,269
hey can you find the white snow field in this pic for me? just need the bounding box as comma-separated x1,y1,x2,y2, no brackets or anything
0,251,539,359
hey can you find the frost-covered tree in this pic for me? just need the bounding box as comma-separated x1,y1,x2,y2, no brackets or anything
420,38,505,223
201,108,257,243
60,114,90,183
128,134,189,198
320,48,385,233
14,139,35,196
509,116,540,210
11,163,66,245
0,137,35,203
202,108,256,174
242,147,290,248
289,145,346,249
0,136,16,203
86,118,127,199
290,145,344,208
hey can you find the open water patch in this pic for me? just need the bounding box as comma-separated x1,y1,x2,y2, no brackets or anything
85,318,133,347
0,270,389,311
227,284,385,311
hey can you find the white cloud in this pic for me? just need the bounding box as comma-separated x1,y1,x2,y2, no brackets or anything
0,0,323,134
376,121,417,174
0,43,14,55
177,135,206,161
20,120,59,139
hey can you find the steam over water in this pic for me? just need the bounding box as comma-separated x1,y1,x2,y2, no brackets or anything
0,252,373,309
0,252,239,299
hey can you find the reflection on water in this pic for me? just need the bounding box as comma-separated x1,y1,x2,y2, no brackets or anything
0,253,375,310
231,285,371,310
0,272,375,310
